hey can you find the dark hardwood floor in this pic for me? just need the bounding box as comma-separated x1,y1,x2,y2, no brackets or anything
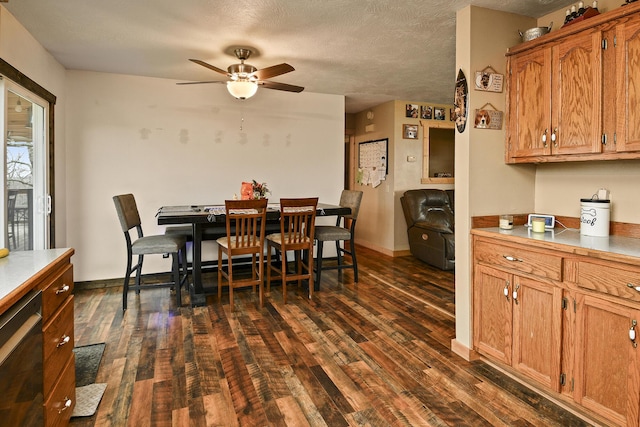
70,246,596,426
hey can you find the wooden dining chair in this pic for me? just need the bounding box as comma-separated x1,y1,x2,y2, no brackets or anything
266,197,318,304
113,194,189,311
216,198,268,311
314,190,363,290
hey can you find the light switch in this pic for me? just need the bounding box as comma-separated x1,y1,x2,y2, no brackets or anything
407,155,417,162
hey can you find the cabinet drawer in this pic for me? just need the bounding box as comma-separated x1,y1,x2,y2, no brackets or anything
42,264,73,320
475,239,562,281
43,296,74,395
576,261,640,302
44,354,75,427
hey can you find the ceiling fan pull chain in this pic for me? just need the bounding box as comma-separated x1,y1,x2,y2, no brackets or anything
239,102,245,131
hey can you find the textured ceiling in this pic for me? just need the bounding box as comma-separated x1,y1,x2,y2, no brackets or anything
4,0,574,113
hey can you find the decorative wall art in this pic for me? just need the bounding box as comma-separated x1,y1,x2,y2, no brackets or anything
357,138,388,188
473,102,503,130
420,105,432,119
403,124,419,139
405,104,419,118
434,107,446,121
454,68,468,133
474,66,504,92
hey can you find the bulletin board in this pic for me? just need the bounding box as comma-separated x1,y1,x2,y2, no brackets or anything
358,138,388,188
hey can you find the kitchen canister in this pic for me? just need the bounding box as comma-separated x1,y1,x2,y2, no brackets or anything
580,198,610,237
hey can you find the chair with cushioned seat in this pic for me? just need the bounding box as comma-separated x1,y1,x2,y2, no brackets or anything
266,197,318,304
216,198,268,311
113,194,189,311
314,190,363,291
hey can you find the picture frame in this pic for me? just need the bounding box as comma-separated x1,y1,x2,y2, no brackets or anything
420,105,432,119
473,103,504,130
403,124,418,139
433,107,445,121
405,104,419,118
474,66,504,93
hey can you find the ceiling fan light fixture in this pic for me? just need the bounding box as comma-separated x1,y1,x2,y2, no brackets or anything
227,80,258,100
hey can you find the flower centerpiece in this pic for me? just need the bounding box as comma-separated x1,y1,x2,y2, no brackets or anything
251,180,270,199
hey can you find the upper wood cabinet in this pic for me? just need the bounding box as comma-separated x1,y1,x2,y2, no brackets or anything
616,17,640,153
506,3,640,163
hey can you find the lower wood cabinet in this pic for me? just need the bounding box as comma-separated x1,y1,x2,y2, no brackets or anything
39,253,75,427
473,264,563,392
472,231,640,426
574,293,640,427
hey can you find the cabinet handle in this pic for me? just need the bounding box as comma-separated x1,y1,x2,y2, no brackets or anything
542,129,548,147
55,284,70,295
57,334,70,348
503,281,510,301
503,255,522,262
58,397,72,414
627,283,640,292
551,127,558,147
512,284,520,305
630,320,638,348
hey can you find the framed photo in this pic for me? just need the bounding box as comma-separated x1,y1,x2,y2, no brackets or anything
403,124,418,139
405,104,419,118
433,107,445,121
420,105,432,119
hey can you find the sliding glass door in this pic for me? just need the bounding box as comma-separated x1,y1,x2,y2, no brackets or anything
2,79,49,251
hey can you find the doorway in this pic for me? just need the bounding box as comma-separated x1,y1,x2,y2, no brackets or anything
2,80,50,251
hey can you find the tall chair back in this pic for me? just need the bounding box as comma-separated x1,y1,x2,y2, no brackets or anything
217,198,268,311
113,194,188,310
266,197,318,304
314,190,363,291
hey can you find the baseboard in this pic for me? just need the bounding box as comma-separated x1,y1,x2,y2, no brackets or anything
450,339,480,361
393,249,412,257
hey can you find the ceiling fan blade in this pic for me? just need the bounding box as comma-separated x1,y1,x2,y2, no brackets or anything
252,63,295,80
176,80,225,85
260,80,304,93
189,59,229,76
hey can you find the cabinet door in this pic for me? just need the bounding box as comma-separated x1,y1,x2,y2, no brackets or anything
512,276,564,392
616,16,640,153
473,264,512,364
552,29,603,155
574,293,640,426
507,47,552,159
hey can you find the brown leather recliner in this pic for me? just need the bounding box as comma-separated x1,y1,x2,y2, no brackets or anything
400,189,455,271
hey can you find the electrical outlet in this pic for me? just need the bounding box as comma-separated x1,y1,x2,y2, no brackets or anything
407,155,417,162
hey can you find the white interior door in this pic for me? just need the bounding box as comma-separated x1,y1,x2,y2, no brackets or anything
2,78,49,251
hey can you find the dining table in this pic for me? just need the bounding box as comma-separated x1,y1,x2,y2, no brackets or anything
157,202,351,306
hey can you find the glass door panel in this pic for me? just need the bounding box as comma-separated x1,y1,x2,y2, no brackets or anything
3,81,49,251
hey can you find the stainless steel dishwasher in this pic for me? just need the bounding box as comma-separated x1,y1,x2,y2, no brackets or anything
0,290,43,426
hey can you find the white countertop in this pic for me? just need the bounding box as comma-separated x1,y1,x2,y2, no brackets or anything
0,249,73,304
474,226,640,261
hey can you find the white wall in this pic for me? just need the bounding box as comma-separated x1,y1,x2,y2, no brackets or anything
65,71,345,281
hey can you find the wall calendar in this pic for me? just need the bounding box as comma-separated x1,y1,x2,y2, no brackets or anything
357,138,388,188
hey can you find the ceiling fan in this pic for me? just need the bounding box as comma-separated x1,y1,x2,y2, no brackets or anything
179,48,304,99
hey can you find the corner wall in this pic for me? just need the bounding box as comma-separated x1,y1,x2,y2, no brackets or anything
454,6,537,355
